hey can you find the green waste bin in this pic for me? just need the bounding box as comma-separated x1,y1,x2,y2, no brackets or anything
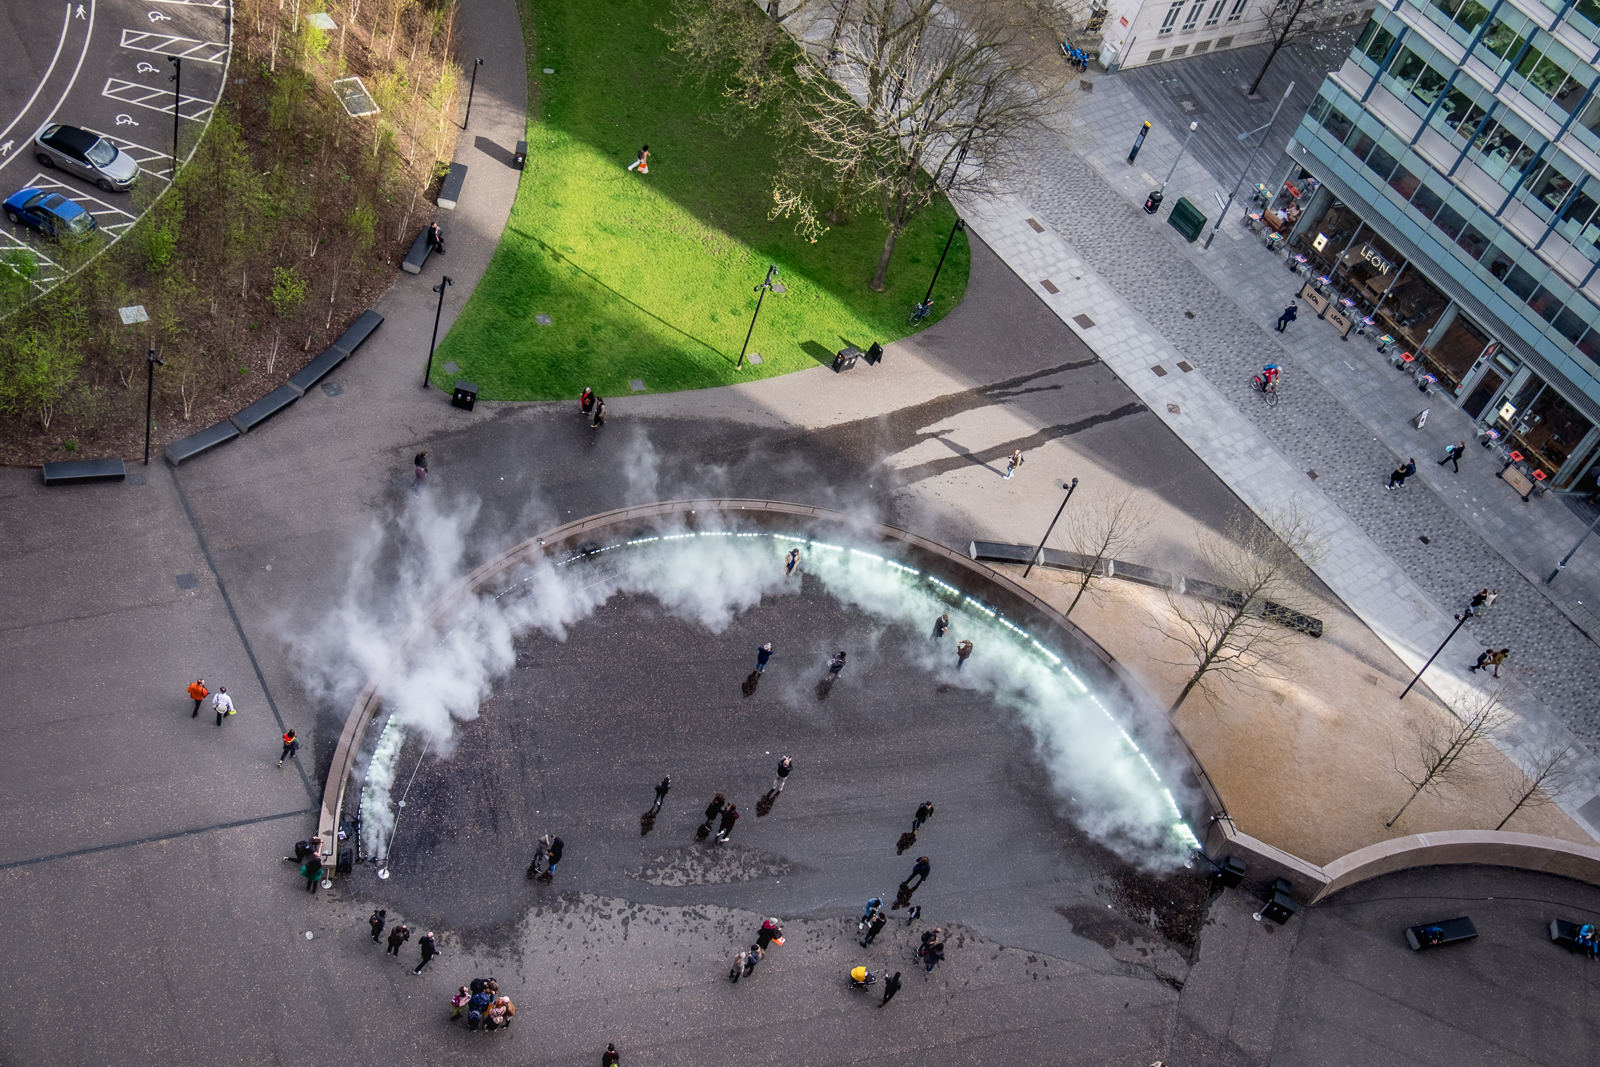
1168,197,1207,243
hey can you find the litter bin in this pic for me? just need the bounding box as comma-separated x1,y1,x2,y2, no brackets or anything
1143,191,1164,215
832,346,860,372
514,141,527,170
452,381,479,411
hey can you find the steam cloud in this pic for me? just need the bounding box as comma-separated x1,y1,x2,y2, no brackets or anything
293,492,1199,869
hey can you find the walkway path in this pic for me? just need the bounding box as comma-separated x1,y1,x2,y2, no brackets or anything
946,58,1600,837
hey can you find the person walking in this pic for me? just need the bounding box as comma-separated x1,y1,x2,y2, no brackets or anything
716,803,740,842
913,801,934,831
956,640,973,671
386,924,410,957
580,387,595,417
902,856,931,891
729,947,749,982
1004,449,1024,480
772,756,792,793
932,613,949,639
626,145,650,173
543,836,565,881
860,897,884,928
591,397,607,428
757,917,783,950
1275,302,1297,332
212,686,235,726
825,651,847,682
603,1044,621,1066
369,908,387,943
413,451,428,493
427,221,446,255
1483,589,1499,612
1486,648,1510,677
649,776,671,816
1386,458,1417,489
1438,441,1466,472
699,793,726,837
902,904,921,925
413,931,440,974
301,853,323,893
785,548,800,576
279,730,299,767
861,909,888,947
1470,648,1494,673
880,971,902,1006
187,678,209,718
742,943,764,977
756,642,774,673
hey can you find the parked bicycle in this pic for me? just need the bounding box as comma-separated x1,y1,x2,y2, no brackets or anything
909,298,934,325
1060,40,1090,72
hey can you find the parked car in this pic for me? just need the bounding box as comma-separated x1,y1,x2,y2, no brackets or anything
31,124,139,192
3,188,99,243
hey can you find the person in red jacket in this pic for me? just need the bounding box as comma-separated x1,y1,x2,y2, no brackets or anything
187,678,209,718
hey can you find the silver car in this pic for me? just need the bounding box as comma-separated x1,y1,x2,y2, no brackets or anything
32,124,140,192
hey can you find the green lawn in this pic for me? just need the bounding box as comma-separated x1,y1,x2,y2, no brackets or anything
433,0,970,400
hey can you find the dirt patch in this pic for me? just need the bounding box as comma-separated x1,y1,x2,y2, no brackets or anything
632,844,796,886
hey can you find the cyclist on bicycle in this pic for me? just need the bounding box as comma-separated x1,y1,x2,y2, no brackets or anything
1254,363,1280,392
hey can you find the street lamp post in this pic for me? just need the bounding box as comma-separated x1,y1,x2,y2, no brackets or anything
167,57,182,174
144,347,164,466
920,218,966,311
737,264,785,370
423,275,453,387
1202,80,1294,249
1399,605,1473,700
1145,121,1198,214
1023,478,1079,578
1546,508,1600,583
462,58,484,129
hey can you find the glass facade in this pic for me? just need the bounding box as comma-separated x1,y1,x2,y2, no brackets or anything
1285,2,1600,485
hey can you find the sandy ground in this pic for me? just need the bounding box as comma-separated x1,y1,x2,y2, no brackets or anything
1007,566,1590,865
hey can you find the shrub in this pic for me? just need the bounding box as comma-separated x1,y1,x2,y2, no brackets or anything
270,265,308,317
347,204,377,254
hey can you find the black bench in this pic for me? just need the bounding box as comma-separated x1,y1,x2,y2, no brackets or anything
402,225,440,275
437,162,467,210
230,384,299,434
331,309,383,355
1550,918,1598,954
165,419,240,466
287,345,350,396
41,457,125,485
1406,916,1477,950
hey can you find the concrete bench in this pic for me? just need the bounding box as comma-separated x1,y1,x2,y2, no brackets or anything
1406,916,1477,950
230,384,299,434
41,457,125,485
401,225,437,275
165,420,240,466
437,162,467,209
1111,560,1176,590
1550,918,1598,954
331,309,383,355
287,346,350,396
969,542,1103,574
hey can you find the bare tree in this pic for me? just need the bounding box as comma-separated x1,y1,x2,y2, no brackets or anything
1248,0,1359,96
1494,738,1583,831
1387,691,1508,828
784,0,1066,288
665,0,821,117
1062,497,1153,617
1160,513,1320,716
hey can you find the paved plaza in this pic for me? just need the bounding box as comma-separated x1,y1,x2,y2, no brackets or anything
1,5,1598,1065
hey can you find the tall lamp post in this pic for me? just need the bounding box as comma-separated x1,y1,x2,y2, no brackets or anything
1023,478,1079,578
144,347,164,466
737,264,785,370
1145,121,1198,214
167,57,182,174
1547,508,1600,583
423,275,453,387
919,218,966,314
462,58,484,129
1399,600,1476,700
1202,80,1294,249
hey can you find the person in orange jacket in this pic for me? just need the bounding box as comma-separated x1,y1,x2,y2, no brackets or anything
279,730,300,767
187,678,209,718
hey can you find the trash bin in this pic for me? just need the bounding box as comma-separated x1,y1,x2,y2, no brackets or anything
452,381,479,411
514,141,527,169
832,346,860,373
1143,191,1163,215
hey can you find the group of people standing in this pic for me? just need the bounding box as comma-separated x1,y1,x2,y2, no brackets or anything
579,388,607,427
449,977,516,1032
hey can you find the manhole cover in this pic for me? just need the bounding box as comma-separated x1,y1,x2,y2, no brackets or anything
176,573,198,590
746,353,763,364
1079,80,1093,92
535,314,552,325
332,77,380,118
321,381,343,397
630,379,645,391
443,361,459,374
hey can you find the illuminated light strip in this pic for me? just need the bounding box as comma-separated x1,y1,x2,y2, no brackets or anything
698,531,733,537
886,561,920,575
998,618,1029,637
926,576,959,595
809,541,843,552
850,549,884,561
627,537,660,545
773,534,808,544
1030,641,1061,665
964,597,996,618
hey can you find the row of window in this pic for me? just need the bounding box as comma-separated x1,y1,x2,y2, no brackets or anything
1159,0,1248,34
1412,0,1600,49
1310,88,1600,368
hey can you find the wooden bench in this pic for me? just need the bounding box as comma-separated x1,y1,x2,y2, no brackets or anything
1550,918,1598,954
1406,916,1476,950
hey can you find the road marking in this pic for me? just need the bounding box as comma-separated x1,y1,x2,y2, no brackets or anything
116,113,141,125
102,77,214,121
0,4,75,156
121,29,228,63
147,10,173,22
0,141,11,156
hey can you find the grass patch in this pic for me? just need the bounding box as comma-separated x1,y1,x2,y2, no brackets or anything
434,0,969,400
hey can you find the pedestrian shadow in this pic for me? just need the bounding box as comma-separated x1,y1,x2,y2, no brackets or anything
640,811,657,836
890,882,920,910
756,789,779,817
815,677,834,701
741,671,761,698
895,830,918,855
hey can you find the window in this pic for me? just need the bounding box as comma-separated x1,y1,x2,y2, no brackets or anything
1412,183,1445,221
1474,12,1532,74
1183,0,1205,29
1434,198,1467,240
1205,0,1226,26
1227,0,1248,22
1160,0,1185,33
1357,17,1397,64
1366,144,1400,182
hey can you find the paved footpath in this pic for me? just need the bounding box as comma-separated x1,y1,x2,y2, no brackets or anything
949,77,1600,839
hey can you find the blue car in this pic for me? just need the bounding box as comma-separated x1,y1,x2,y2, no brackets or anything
3,187,99,243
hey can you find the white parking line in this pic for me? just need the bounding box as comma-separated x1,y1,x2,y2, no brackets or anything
80,127,173,180
120,30,228,63
101,77,214,121
25,176,139,220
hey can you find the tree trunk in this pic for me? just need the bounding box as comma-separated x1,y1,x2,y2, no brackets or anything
870,225,898,291
1386,783,1425,827
1065,570,1092,616
1248,36,1290,96
1494,785,1539,830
